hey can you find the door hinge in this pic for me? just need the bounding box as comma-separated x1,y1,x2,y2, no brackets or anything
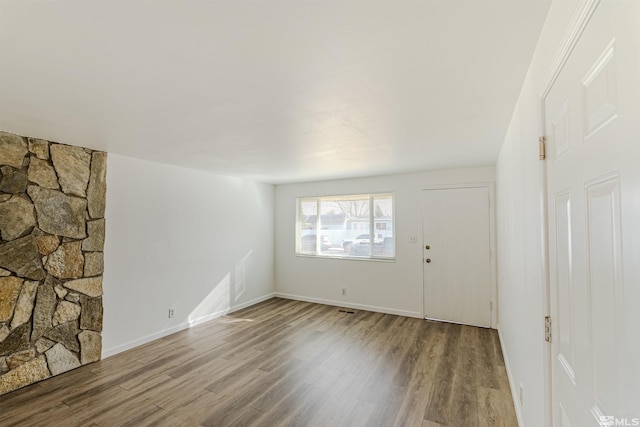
539,136,546,160
545,315,552,342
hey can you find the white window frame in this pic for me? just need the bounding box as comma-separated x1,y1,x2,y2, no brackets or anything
295,192,395,261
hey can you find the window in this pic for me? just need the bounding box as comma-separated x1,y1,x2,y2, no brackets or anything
296,193,395,259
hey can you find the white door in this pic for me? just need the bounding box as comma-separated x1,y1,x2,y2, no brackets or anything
545,1,640,425
422,187,492,327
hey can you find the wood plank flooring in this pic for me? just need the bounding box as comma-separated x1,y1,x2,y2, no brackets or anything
0,298,518,427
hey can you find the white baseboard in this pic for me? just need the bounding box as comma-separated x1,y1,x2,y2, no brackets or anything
103,291,419,359
274,292,422,319
101,322,189,359
186,292,276,328
101,292,276,359
497,324,524,427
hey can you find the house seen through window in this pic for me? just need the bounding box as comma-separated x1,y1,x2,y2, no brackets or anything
296,193,395,259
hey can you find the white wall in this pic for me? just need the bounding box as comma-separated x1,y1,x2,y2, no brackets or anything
275,166,495,318
102,154,275,357
496,1,584,426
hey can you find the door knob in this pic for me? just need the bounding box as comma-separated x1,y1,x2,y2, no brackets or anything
426,258,431,263
425,245,430,250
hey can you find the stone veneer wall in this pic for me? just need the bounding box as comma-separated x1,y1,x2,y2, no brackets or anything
0,131,106,395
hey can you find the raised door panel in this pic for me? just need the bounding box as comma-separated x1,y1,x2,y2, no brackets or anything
585,175,624,420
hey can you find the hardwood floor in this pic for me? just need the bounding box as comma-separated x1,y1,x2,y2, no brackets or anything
0,298,518,427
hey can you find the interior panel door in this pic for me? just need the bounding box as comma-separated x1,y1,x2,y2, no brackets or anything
545,1,640,425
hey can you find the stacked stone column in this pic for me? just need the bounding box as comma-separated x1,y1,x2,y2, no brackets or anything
0,131,106,395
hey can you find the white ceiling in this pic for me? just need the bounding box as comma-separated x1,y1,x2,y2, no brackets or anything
0,0,550,184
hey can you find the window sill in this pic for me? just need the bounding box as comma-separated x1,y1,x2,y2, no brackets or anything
294,253,396,263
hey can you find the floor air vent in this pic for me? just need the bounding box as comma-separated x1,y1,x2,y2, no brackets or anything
338,309,356,314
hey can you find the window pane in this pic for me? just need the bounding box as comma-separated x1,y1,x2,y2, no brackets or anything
298,199,317,253
321,196,369,257
295,193,394,259
373,195,394,257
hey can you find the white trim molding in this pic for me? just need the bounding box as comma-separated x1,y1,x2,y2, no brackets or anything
275,292,422,319
541,0,602,98
102,292,276,359
498,324,525,427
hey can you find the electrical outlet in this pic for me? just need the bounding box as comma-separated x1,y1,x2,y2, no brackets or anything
409,236,417,243
341,288,347,296
519,383,524,407
168,308,175,318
